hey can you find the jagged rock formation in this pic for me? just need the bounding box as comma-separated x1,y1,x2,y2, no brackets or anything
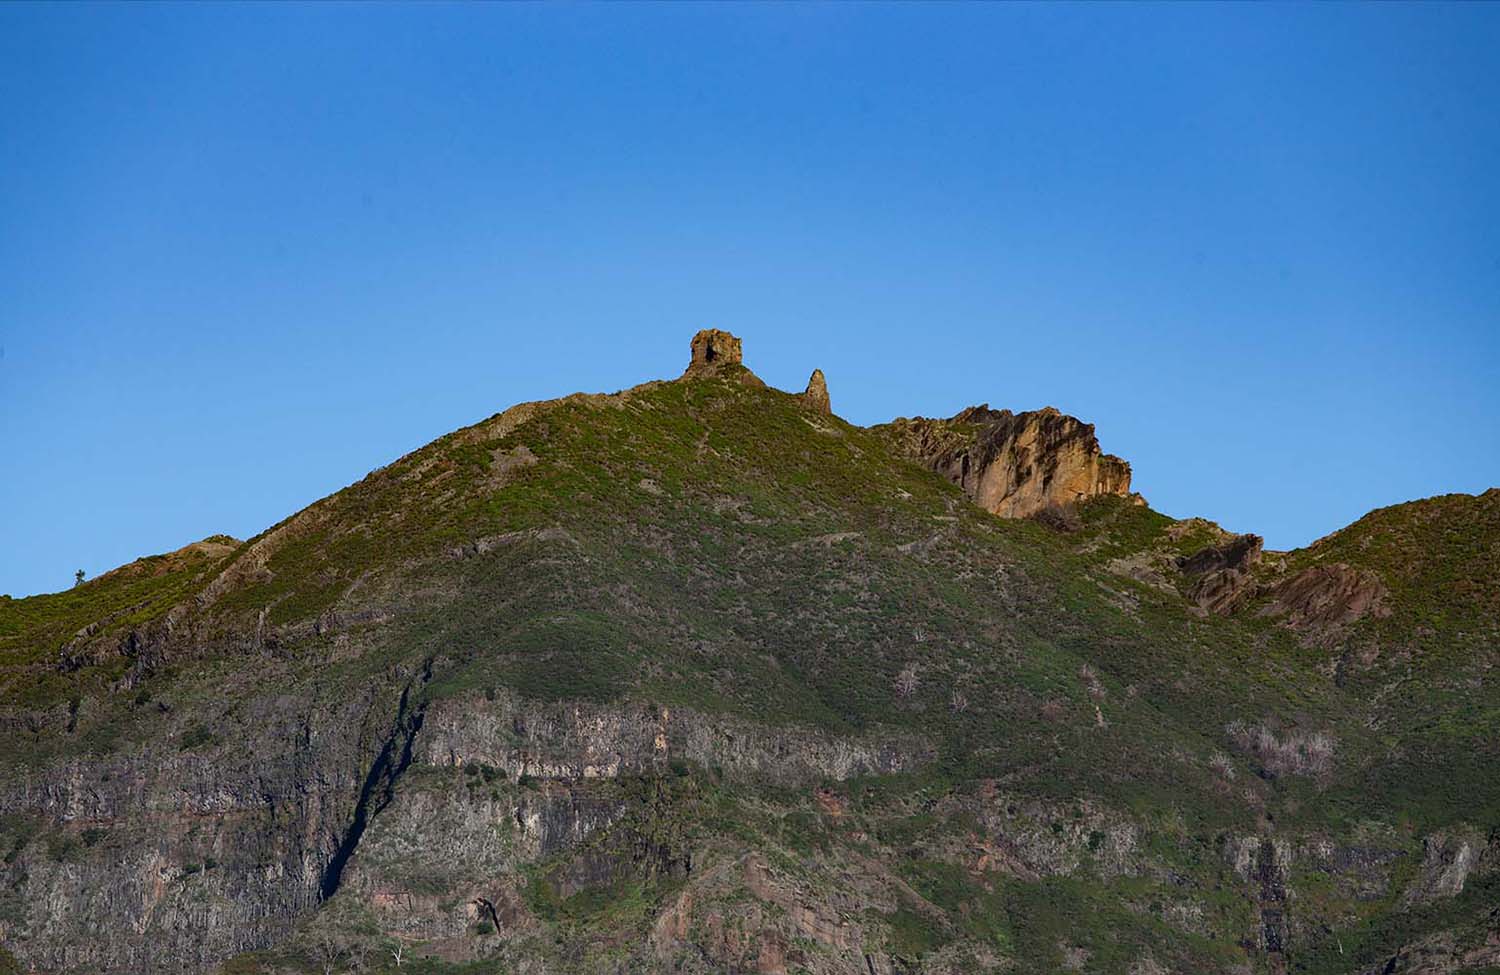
685,328,742,374
1177,533,1264,615
420,690,932,786
682,328,765,388
1262,562,1389,641
801,368,830,414
0,674,408,972
880,404,1135,520
1177,533,1263,577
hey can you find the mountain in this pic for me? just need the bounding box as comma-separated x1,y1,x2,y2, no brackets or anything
0,332,1495,975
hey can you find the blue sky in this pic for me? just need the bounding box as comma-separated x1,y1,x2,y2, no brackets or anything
2,3,1497,597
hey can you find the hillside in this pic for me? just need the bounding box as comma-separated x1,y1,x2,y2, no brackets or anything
0,333,1495,975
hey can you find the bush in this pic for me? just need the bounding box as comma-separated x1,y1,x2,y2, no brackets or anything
179,725,220,751
1208,751,1235,781
1226,720,1335,779
44,834,80,863
895,663,920,700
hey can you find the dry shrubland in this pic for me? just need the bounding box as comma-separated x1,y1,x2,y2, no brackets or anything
1225,720,1335,779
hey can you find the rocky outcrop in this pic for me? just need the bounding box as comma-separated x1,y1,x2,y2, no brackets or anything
1357,836,1500,975
1178,533,1264,615
1401,830,1483,907
1261,563,1389,641
682,328,766,387
685,328,743,374
419,691,933,787
338,773,649,960
262,691,933,971
1178,534,1262,577
801,368,830,414
0,676,413,974
882,404,1135,520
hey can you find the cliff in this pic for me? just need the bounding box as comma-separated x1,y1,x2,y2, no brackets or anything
879,405,1135,521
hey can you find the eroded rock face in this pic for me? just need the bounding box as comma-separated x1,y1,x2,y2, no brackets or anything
293,692,933,972
1262,563,1389,639
801,368,830,414
685,329,743,373
419,691,933,787
1402,830,1482,907
682,328,767,388
883,404,1134,520
0,679,408,974
1178,533,1264,616
1179,534,1263,577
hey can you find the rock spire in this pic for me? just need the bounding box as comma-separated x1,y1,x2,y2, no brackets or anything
802,369,831,414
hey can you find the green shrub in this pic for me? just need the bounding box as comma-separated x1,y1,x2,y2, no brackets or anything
179,725,220,751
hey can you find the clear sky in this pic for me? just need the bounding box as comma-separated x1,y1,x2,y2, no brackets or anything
2,3,1498,597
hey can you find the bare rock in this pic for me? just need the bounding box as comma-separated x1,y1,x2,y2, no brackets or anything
682,329,765,387
1033,502,1084,533
1402,830,1482,907
419,690,933,786
1179,534,1263,576
801,368,830,414
685,329,743,373
1360,932,1500,975
1187,570,1256,617
1261,563,1389,639
1178,534,1264,615
882,404,1135,520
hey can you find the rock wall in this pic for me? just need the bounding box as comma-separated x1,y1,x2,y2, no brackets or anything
0,679,405,974
883,405,1134,520
419,691,934,787
5,676,1491,975
1262,563,1390,638
1178,533,1265,615
0,682,931,974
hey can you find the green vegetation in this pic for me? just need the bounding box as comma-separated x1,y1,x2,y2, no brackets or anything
2,368,1495,974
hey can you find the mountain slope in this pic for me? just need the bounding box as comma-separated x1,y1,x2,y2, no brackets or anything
0,333,1494,975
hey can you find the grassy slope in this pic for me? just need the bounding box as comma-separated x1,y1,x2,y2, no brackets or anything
1259,491,1500,831
0,537,239,710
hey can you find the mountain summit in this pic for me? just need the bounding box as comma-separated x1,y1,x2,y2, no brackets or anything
0,332,1495,975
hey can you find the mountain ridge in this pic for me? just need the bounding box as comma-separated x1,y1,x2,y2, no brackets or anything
0,331,1495,975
